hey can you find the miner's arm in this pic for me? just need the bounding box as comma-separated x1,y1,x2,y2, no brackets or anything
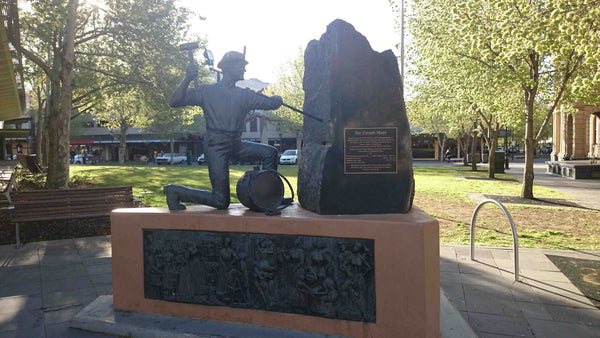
250,91,324,122
170,63,199,108
245,90,283,111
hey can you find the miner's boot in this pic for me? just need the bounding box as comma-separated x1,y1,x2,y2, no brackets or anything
163,184,188,210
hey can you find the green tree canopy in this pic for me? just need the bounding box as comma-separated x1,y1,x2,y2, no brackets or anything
264,48,305,151
9,0,198,187
404,0,600,197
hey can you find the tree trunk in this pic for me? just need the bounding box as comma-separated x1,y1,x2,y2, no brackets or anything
521,104,536,199
34,110,43,160
260,117,269,144
118,130,127,165
45,0,78,189
437,133,447,162
35,131,43,160
296,132,303,161
461,135,470,166
488,136,496,179
170,135,175,164
0,137,5,160
470,131,478,171
41,129,50,167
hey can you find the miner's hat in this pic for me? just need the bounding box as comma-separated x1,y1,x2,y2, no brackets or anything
217,51,248,70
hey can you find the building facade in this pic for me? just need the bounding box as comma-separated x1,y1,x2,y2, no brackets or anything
552,103,600,161
69,113,298,163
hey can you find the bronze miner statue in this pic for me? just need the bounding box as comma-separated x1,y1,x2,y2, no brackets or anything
164,51,283,210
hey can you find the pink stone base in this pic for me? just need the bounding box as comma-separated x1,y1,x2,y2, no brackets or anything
111,204,439,338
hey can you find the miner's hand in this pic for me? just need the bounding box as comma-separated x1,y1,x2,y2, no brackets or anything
271,95,283,108
185,63,199,84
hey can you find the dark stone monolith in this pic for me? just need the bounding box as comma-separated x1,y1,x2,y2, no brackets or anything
298,19,414,214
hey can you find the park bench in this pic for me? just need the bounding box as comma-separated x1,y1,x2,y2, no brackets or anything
0,167,18,204
9,186,134,248
17,154,47,175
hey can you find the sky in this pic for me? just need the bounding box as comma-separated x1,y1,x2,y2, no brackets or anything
177,0,402,84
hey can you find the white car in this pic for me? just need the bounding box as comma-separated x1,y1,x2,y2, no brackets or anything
279,149,298,165
156,153,187,165
73,154,97,164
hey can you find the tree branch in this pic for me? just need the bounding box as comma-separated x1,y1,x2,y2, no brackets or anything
72,83,116,104
76,64,151,86
6,26,54,80
74,28,112,47
534,53,582,142
452,50,495,69
74,51,121,58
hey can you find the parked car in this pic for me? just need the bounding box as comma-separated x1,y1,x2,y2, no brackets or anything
197,154,206,165
279,149,298,165
73,154,97,164
156,153,187,165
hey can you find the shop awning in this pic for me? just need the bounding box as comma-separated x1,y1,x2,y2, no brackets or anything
0,129,29,138
0,23,23,121
70,140,94,145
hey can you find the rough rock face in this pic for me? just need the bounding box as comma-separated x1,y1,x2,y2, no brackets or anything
298,19,414,214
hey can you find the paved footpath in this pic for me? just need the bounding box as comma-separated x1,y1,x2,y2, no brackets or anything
1,235,599,337
0,236,113,337
442,244,600,337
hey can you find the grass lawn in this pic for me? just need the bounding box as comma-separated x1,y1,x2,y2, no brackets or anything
70,164,298,208
69,164,600,250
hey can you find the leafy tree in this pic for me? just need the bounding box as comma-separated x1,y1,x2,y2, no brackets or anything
406,97,452,162
7,0,195,188
404,0,600,197
91,87,149,163
264,48,305,153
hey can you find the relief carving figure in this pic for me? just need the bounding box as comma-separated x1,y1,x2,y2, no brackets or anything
341,242,373,320
315,275,337,316
145,248,164,298
202,240,221,304
254,238,278,309
335,241,353,314
236,249,251,304
165,51,283,211
308,240,333,281
188,244,207,301
161,245,179,301
177,241,196,300
279,238,306,308
217,237,243,305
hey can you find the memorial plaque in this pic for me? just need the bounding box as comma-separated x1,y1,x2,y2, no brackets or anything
344,127,397,174
143,229,376,322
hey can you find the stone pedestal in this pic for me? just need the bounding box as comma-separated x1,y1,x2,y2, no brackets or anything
111,204,439,338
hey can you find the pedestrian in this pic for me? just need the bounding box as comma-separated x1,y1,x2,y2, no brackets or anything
444,149,452,163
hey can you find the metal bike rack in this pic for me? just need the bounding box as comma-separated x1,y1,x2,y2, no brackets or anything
470,199,519,282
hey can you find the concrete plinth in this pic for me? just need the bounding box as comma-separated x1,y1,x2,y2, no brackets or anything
546,160,600,179
110,203,439,338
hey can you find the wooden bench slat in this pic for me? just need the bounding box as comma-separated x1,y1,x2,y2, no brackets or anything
10,186,134,223
12,195,133,206
12,212,113,222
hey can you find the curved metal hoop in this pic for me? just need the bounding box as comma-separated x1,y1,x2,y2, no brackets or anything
470,199,519,281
